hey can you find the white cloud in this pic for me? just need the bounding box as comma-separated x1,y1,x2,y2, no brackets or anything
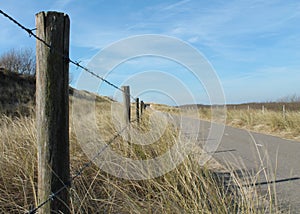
162,0,191,11
188,36,199,43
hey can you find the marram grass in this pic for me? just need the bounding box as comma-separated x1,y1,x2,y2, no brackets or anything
0,97,282,213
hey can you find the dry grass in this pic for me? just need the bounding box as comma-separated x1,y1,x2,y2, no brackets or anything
0,95,281,213
0,115,37,213
227,109,300,141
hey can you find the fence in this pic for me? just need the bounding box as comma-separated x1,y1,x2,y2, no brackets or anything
0,10,146,214
226,102,300,115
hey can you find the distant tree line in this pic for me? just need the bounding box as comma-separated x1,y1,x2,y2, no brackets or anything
0,48,35,75
277,94,300,103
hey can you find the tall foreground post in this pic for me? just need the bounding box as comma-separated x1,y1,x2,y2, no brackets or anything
36,12,70,213
122,86,131,124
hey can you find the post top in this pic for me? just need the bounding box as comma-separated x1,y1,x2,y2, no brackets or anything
36,11,69,19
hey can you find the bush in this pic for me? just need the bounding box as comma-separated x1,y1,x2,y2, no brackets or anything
0,48,35,75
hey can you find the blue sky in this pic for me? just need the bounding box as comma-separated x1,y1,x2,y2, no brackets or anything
0,0,300,105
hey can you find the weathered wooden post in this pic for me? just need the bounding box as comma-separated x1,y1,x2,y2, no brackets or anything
136,98,139,124
141,101,144,116
122,86,131,124
36,11,70,214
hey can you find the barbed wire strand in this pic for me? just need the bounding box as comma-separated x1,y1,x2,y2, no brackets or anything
0,9,136,101
27,119,137,214
0,9,141,214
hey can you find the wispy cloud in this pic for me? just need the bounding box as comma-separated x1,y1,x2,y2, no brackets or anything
125,0,300,64
162,0,191,11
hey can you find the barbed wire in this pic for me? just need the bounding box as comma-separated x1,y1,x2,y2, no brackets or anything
0,9,142,213
27,119,136,214
0,9,136,101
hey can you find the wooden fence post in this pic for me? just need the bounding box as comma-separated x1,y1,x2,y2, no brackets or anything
36,11,70,214
122,86,131,124
136,98,139,124
141,101,144,116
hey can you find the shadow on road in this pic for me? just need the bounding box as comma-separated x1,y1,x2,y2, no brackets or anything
247,176,300,187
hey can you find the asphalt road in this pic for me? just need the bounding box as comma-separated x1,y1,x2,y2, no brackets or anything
167,114,300,213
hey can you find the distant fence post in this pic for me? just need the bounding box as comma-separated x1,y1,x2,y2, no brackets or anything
141,101,144,116
283,105,286,119
136,98,139,124
36,11,70,214
262,105,265,114
122,86,131,124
